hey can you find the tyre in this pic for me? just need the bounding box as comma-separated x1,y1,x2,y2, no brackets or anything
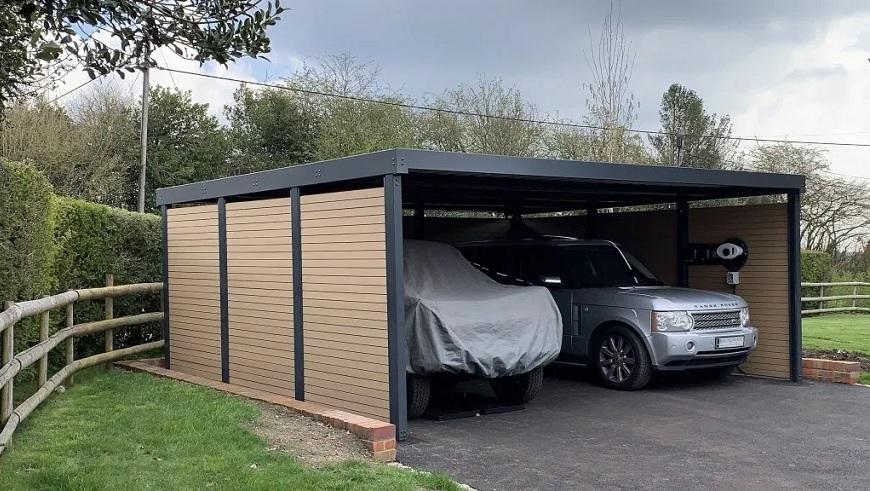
407,374,431,419
593,325,652,390
489,366,544,404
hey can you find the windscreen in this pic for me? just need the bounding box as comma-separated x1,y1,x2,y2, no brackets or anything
526,244,661,288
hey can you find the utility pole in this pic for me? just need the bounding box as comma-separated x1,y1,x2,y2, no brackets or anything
137,7,152,214
138,64,149,213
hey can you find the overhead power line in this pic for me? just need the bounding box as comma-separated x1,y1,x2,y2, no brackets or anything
156,65,870,150
48,75,102,103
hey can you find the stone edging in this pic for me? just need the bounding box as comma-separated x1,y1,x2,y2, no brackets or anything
115,359,397,461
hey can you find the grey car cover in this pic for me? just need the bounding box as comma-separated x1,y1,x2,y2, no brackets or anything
404,240,562,378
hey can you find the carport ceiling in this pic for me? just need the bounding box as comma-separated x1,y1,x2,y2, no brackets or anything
155,148,805,209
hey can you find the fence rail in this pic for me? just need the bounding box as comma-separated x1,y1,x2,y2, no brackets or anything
801,281,870,315
0,276,163,455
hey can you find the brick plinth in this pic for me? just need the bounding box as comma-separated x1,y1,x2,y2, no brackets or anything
802,358,861,385
116,359,396,461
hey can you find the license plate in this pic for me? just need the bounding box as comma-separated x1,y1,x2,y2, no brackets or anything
716,335,744,349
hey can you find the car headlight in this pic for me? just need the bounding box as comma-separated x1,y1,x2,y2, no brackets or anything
739,307,750,327
651,311,694,332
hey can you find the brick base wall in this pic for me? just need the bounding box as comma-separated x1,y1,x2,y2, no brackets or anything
802,358,861,385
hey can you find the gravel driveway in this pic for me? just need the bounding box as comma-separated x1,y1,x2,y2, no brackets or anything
399,369,870,491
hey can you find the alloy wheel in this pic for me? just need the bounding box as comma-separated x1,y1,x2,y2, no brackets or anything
599,334,636,384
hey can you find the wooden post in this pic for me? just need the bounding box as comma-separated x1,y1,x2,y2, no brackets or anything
66,303,75,386
852,285,858,311
1,301,14,425
38,302,49,387
104,274,114,370
819,285,825,312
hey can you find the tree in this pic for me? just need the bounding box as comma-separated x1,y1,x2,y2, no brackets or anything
286,54,421,160
582,1,641,163
133,86,228,211
649,83,735,169
224,85,319,174
422,77,544,157
750,143,870,258
0,0,285,118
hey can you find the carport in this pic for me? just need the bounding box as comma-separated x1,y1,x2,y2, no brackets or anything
156,148,805,441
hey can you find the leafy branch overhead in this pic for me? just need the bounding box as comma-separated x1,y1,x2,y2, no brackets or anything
0,0,285,115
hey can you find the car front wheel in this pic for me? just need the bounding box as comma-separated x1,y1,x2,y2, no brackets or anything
593,325,652,390
489,366,544,404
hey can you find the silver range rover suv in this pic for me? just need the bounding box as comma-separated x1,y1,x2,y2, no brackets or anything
458,238,758,390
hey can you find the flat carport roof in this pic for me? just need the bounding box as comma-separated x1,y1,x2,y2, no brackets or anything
156,148,805,209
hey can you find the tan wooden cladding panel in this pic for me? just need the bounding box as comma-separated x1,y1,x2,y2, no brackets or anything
300,187,390,421
226,198,295,398
167,205,221,381
689,203,790,379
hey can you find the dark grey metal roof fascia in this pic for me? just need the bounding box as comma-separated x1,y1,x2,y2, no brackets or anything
395,149,806,193
156,149,402,205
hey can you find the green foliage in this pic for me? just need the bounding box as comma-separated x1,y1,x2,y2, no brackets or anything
52,197,162,355
0,0,285,118
0,160,56,351
0,161,161,373
801,250,833,283
225,85,319,173
0,370,460,490
135,86,230,212
649,83,735,169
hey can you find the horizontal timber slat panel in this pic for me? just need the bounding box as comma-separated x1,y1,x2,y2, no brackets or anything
229,377,294,398
304,391,389,421
305,337,387,356
303,275,387,286
305,376,390,402
303,291,387,303
301,224,384,236
301,215,385,229
301,268,385,277
304,328,388,347
230,350,294,370
304,316,387,330
229,300,293,314
305,352,388,371
229,369,294,392
229,293,293,305
301,233,385,245
225,213,291,225
306,345,387,364
300,187,383,204
302,205,386,220
226,198,290,210
303,306,387,321
300,196,384,212
305,368,389,392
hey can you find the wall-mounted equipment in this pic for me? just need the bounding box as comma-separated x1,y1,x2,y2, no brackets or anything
687,237,749,272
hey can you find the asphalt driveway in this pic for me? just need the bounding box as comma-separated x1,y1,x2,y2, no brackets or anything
399,369,870,490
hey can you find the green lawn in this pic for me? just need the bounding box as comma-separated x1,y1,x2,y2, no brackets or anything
0,370,458,491
803,314,870,354
803,313,870,384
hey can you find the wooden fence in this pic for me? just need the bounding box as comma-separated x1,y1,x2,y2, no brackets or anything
801,282,870,315
0,276,163,456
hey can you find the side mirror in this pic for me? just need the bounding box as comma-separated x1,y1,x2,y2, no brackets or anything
539,275,562,285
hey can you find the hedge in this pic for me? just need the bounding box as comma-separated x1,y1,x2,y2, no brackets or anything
0,161,162,371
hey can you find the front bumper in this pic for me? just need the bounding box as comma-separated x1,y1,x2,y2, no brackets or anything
648,326,758,371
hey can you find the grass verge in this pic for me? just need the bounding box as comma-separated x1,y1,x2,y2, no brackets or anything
0,369,458,491
803,313,870,384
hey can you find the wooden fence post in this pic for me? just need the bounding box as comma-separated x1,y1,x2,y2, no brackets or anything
66,303,75,386
852,285,858,311
819,285,825,312
39,301,49,387
104,274,114,370
1,300,14,425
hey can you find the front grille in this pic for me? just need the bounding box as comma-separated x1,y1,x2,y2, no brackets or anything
691,310,741,331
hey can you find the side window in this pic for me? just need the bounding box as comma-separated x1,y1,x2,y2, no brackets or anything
517,246,560,284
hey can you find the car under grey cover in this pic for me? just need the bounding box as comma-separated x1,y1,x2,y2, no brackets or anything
403,240,563,378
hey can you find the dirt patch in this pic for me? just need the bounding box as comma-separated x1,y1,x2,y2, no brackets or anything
248,401,370,466
804,349,870,372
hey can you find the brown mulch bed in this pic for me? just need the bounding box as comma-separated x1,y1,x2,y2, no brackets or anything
247,401,370,467
803,348,870,372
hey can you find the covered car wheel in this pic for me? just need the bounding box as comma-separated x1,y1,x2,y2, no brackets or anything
593,325,651,390
489,366,544,404
407,374,431,419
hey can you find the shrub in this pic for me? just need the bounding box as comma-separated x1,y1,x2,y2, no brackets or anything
801,250,833,283
0,160,162,372
0,161,56,349
52,197,162,356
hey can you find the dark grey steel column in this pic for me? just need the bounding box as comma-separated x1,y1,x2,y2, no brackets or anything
676,200,689,288
291,188,305,400
161,205,171,369
218,198,230,383
384,174,408,441
787,191,802,382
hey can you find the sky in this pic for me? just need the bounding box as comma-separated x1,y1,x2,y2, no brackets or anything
54,0,870,179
